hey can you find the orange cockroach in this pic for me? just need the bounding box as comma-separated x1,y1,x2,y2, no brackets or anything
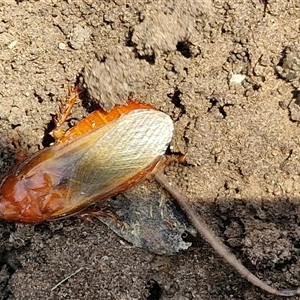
0,87,173,223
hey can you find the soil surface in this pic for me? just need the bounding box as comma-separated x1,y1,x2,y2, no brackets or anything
1,0,300,299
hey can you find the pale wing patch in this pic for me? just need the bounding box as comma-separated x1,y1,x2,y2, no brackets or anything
68,109,173,207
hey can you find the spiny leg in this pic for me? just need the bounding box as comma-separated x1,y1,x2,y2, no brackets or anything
145,154,186,180
52,86,81,141
9,135,26,163
76,208,122,227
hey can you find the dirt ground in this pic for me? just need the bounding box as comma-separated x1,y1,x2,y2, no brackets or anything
1,0,300,299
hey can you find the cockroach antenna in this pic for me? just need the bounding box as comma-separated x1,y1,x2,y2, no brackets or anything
155,171,300,297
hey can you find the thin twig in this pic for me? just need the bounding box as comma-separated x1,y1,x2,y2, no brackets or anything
51,267,84,291
155,172,300,297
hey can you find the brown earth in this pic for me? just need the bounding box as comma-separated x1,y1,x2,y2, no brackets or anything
1,0,300,299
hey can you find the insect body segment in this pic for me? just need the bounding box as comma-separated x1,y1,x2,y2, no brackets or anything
57,100,154,144
0,101,174,223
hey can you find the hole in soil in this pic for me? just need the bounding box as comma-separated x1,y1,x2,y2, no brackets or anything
176,41,192,58
146,279,162,300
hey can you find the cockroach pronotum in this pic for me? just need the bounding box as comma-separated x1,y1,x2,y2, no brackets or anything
0,87,299,297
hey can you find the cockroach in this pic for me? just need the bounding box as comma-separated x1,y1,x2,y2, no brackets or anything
0,87,299,297
0,87,173,223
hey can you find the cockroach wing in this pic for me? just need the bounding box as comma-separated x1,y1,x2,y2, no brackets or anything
51,109,174,216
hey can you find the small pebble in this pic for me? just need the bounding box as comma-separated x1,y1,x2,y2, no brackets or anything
58,42,67,50
8,40,18,49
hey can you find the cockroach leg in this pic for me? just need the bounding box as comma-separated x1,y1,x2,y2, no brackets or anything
165,154,186,164
163,154,186,166
9,135,26,163
155,171,300,297
76,208,122,227
52,86,81,140
147,154,186,180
